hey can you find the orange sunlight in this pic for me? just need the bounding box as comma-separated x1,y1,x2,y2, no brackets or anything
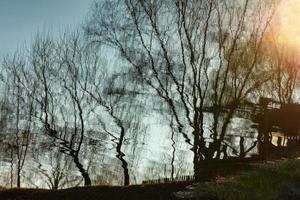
272,0,300,53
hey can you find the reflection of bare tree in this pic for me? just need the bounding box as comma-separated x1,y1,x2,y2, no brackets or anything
262,32,300,104
30,34,93,186
31,147,79,190
85,0,276,181
0,0,293,188
170,115,176,181
2,54,36,188
81,51,148,185
0,30,149,186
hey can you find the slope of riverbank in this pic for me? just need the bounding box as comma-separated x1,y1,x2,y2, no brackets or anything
0,181,193,200
1,159,300,200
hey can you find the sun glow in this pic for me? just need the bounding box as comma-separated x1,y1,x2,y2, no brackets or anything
272,0,300,52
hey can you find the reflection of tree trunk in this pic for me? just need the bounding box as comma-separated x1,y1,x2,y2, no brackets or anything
53,171,62,190
170,127,175,181
53,183,58,190
212,108,219,141
10,148,13,189
193,129,201,182
216,108,236,159
53,179,59,190
258,107,270,159
169,115,176,181
16,84,21,189
193,112,205,182
239,137,245,158
73,156,91,186
17,168,21,188
116,125,130,186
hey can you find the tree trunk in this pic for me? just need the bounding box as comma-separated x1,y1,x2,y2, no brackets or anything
116,153,130,186
216,108,236,159
193,128,202,182
17,168,21,188
192,111,206,182
73,156,91,186
10,148,13,189
193,152,201,182
115,122,130,186
170,128,176,181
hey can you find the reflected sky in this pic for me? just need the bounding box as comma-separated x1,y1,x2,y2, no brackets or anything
0,0,94,55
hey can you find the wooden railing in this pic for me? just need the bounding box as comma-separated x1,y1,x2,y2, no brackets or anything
142,175,195,185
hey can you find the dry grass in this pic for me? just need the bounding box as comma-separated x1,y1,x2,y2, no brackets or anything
0,181,193,200
2,160,300,200
196,159,300,200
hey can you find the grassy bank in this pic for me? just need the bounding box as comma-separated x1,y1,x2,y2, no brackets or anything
196,159,300,200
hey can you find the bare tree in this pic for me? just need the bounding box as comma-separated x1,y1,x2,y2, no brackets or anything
29,34,93,186
31,147,79,190
2,53,36,188
262,30,300,104
85,0,276,181
81,52,145,186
